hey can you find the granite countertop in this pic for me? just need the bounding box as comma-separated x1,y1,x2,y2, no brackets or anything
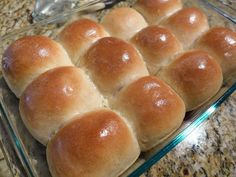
0,0,236,177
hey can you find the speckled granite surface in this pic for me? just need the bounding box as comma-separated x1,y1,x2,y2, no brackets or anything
0,0,236,177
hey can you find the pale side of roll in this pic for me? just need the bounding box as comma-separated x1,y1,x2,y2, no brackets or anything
47,109,140,177
161,7,209,49
131,25,183,75
158,50,223,111
58,18,109,65
196,27,236,77
19,66,104,145
134,0,182,24
112,76,185,151
80,37,149,96
2,35,73,98
101,7,148,40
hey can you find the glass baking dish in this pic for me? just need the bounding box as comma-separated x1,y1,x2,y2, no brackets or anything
0,0,236,176
205,0,236,23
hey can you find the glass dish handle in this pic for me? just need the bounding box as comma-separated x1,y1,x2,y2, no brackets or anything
32,0,123,22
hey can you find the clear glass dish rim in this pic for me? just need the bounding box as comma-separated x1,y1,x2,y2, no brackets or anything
0,0,235,177
203,0,236,23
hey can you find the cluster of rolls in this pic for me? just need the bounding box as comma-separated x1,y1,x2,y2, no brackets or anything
2,0,236,176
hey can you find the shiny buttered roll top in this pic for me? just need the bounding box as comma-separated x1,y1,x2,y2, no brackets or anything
19,66,104,145
58,18,109,65
112,76,186,151
2,35,73,97
134,0,182,24
131,25,183,75
196,27,236,77
161,7,209,48
80,37,149,96
47,109,140,177
101,7,148,40
159,50,223,111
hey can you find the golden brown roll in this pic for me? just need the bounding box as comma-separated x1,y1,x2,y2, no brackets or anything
112,76,185,151
131,25,183,75
19,66,104,145
196,27,236,76
159,50,223,111
80,37,148,96
2,35,73,98
134,0,182,24
47,109,140,177
58,18,109,65
101,7,148,40
161,7,209,48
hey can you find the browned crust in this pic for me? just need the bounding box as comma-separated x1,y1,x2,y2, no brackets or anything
160,50,223,111
114,76,185,150
101,7,147,40
47,109,140,177
197,27,236,75
81,37,148,94
59,18,108,63
161,7,209,47
19,66,103,144
131,25,183,74
2,35,72,97
134,0,182,24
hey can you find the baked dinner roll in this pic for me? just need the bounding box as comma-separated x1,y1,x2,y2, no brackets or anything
80,37,148,96
19,66,103,145
161,7,209,48
196,27,236,76
2,35,72,98
112,76,185,151
47,109,140,177
159,50,223,111
101,7,148,40
58,18,109,65
134,0,182,24
131,25,183,75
